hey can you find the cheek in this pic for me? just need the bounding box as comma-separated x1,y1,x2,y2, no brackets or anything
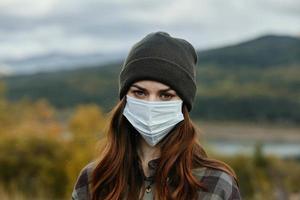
126,92,136,98
125,90,133,97
127,93,133,97
173,96,181,100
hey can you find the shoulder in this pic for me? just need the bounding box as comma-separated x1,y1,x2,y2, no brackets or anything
72,161,97,200
192,167,242,200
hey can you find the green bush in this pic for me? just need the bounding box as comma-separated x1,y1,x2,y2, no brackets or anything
0,135,70,199
216,148,300,199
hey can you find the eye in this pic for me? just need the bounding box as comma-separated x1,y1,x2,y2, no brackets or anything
132,90,146,97
160,93,174,100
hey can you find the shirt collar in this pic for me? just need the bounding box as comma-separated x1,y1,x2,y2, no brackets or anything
137,157,160,181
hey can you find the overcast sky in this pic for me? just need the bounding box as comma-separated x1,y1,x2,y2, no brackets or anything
0,0,299,74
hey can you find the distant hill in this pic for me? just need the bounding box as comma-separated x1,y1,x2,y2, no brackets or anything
197,35,300,67
1,34,300,123
3,52,124,75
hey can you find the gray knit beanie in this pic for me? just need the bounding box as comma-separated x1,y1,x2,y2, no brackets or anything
119,31,197,111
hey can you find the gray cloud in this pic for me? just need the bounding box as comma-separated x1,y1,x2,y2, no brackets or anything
0,0,299,74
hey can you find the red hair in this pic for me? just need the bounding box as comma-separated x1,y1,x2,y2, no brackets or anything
91,97,237,200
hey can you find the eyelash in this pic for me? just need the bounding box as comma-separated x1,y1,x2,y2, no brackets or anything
132,90,174,99
133,90,145,96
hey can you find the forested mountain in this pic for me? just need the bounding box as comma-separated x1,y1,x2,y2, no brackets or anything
197,35,300,67
1,34,300,123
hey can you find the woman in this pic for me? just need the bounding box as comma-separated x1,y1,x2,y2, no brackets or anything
72,31,241,200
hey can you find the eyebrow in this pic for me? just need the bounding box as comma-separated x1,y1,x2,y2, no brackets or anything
131,84,174,92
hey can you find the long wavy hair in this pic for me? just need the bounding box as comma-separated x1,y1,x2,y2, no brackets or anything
91,96,238,200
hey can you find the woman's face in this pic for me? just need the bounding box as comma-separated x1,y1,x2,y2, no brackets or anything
127,80,181,101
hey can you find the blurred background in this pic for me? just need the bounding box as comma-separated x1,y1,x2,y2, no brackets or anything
0,0,299,199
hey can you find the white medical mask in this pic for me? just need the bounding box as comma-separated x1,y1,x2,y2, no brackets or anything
123,95,184,146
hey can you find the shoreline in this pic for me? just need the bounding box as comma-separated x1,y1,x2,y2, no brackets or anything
195,120,300,143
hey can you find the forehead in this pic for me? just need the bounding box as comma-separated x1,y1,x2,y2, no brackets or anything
131,80,174,91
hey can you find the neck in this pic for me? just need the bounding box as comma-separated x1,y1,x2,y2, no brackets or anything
138,138,161,163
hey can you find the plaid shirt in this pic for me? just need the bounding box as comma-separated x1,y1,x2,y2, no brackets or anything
72,159,241,200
